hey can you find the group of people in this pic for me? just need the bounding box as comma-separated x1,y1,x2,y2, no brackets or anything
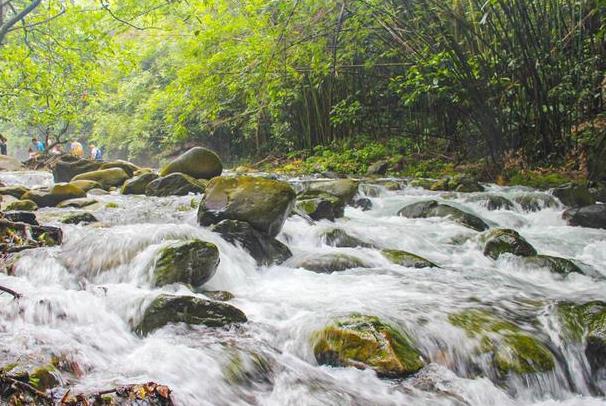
0,133,104,161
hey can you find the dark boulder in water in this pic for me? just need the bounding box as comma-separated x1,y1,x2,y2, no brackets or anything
296,190,345,221
482,229,537,259
398,200,489,231
52,156,102,183
146,173,206,197
153,239,219,287
382,249,437,268
563,204,606,229
552,183,595,208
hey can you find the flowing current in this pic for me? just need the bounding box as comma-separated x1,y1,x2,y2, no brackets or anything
1,171,605,406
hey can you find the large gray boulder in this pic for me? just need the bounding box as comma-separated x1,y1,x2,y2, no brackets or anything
563,204,606,229
72,168,130,190
198,176,295,238
398,200,489,231
482,229,537,259
160,147,223,180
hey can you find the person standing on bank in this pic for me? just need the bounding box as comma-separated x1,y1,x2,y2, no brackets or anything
0,134,7,156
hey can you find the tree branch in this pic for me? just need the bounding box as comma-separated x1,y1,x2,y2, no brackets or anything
0,0,42,45
0,284,21,299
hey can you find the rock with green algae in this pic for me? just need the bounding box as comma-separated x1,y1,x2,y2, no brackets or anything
322,228,374,248
198,176,296,238
307,179,359,204
52,156,102,182
514,193,558,212
160,147,223,179
482,228,537,260
224,351,273,385
382,249,437,268
69,179,103,193
21,183,86,208
552,183,595,208
135,294,247,335
122,172,159,195
521,255,585,277
294,253,369,273
557,301,606,376
431,175,484,193
0,218,62,253
72,168,130,190
296,191,345,221
56,198,98,209
61,212,98,225
5,199,38,212
145,173,207,197
153,239,219,287
398,200,489,232
449,309,555,375
100,159,140,177
0,185,30,199
466,194,514,211
312,314,425,377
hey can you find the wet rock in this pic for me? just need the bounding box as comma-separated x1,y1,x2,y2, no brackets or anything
521,255,585,277
562,204,606,229
466,194,514,211
210,219,291,266
307,179,359,204
56,198,98,209
153,239,219,287
409,178,434,190
72,168,130,190
296,191,345,221
61,212,98,225
0,219,62,252
322,228,373,248
382,249,437,268
69,179,103,192
136,294,247,334
160,147,223,179
0,185,30,199
122,172,159,195
366,160,389,176
0,155,24,171
88,188,109,195
449,309,555,375
198,176,296,238
352,197,372,211
52,156,101,182
201,290,235,302
398,200,489,231
482,229,537,260
514,193,558,212
312,314,425,377
145,173,206,197
100,159,140,177
294,253,368,273
21,183,86,208
4,211,38,225
431,175,484,193
558,301,606,377
5,199,37,212
224,351,273,386
552,183,595,208
589,181,606,203
30,365,60,391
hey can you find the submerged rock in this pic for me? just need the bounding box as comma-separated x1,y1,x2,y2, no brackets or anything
5,199,37,212
322,228,373,248
558,301,606,376
210,219,291,266
482,229,537,260
521,255,585,277
296,191,345,221
312,314,425,377
72,168,130,190
122,172,159,195
160,147,223,179
294,253,368,273
352,197,372,211
552,184,595,208
562,204,606,229
21,183,86,208
145,173,206,197
398,200,489,231
198,176,296,238
52,156,101,183
466,194,514,211
382,249,437,268
136,294,247,334
514,193,558,212
449,309,555,375
61,212,98,225
307,179,359,204
153,239,219,287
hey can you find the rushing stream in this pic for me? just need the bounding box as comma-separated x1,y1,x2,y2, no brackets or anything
1,170,605,405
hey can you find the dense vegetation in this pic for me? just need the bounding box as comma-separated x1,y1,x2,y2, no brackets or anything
1,0,605,179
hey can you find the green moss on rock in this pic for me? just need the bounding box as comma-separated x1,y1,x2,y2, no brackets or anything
382,249,437,268
122,172,159,195
307,179,359,203
296,191,345,221
482,229,537,260
160,147,223,179
5,199,38,212
153,239,219,287
398,200,489,231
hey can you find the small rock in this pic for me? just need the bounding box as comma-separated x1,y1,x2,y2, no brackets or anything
352,197,372,211
69,180,103,193
294,253,368,273
100,160,140,177
322,229,373,248
552,183,596,208
521,255,585,277
398,200,489,231
153,239,219,287
514,193,558,212
466,194,514,211
307,179,359,204
382,249,437,268
366,161,389,176
5,199,37,212
4,211,38,225
61,212,98,225
122,172,159,195
482,229,537,259
56,198,98,209
296,191,345,221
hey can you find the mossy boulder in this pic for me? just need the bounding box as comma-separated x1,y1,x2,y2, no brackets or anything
307,179,359,204
514,193,558,212
295,253,368,273
0,219,63,252
210,219,291,266
136,294,247,335
153,239,219,287
557,301,606,376
322,229,373,248
69,179,103,193
563,204,606,229
100,160,140,177
5,199,37,212
198,176,296,238
296,191,345,221
466,194,514,211
482,229,537,260
410,178,434,190
56,198,97,209
21,183,86,207
312,315,425,377
160,147,223,179
61,212,98,225
552,184,596,208
366,161,389,176
122,172,159,195
449,309,555,375
72,168,130,190
382,249,437,268
145,173,206,197
52,156,102,182
521,255,585,277
0,185,30,199
431,175,484,193
398,200,489,231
